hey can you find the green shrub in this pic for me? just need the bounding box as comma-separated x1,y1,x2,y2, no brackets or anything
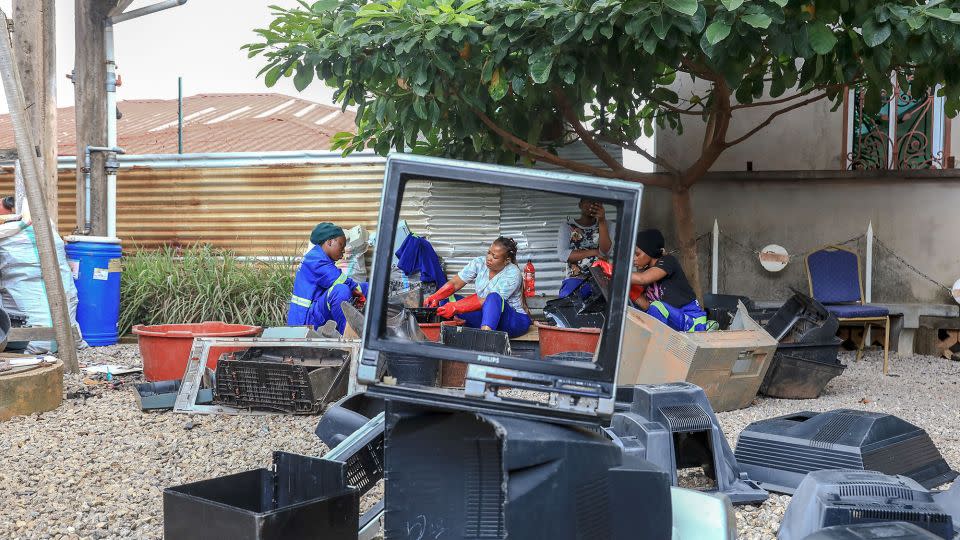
119,245,298,335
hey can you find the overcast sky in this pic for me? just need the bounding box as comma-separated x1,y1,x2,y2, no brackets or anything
0,0,339,113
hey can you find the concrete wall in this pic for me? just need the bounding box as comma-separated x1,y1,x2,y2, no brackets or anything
656,76,845,171
640,171,960,305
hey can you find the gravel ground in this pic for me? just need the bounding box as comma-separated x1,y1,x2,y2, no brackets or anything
0,346,958,539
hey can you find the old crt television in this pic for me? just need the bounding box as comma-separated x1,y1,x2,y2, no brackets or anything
357,154,642,424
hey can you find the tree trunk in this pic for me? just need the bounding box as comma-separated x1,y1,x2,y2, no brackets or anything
671,186,702,300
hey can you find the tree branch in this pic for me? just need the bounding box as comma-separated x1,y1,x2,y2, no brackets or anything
552,87,624,172
731,83,845,110
641,95,705,115
724,92,829,148
596,132,681,175
471,107,675,189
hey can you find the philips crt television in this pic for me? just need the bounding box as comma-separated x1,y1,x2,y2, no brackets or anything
357,154,642,425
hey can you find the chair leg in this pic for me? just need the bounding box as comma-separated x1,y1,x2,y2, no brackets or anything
856,323,868,362
882,317,891,375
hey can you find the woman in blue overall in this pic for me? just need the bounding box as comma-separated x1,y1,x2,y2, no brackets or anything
557,198,614,299
423,237,532,338
287,222,368,334
631,229,709,332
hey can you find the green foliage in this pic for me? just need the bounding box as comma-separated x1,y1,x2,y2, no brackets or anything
119,245,296,336
244,0,960,167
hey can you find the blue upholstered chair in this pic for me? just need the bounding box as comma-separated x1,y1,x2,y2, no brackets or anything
806,246,891,374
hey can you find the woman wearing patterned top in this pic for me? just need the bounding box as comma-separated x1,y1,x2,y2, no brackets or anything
557,198,615,299
423,237,532,338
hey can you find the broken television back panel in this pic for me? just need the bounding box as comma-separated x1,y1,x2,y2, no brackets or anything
358,154,642,425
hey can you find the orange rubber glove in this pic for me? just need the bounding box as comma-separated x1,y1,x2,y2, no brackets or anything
437,294,482,319
424,282,457,308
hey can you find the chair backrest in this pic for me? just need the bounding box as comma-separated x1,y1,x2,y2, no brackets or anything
805,246,863,304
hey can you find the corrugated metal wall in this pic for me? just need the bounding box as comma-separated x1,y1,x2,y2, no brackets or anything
0,142,624,295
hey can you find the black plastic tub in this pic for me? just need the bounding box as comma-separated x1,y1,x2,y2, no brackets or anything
776,337,843,364
763,293,839,343
163,452,357,540
760,353,846,399
386,354,438,386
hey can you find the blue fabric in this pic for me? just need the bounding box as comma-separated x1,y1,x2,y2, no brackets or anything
807,248,862,304
645,299,708,332
825,304,889,318
287,245,364,331
458,293,532,338
395,234,447,286
559,278,593,300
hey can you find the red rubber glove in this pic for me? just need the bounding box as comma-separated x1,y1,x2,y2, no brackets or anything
424,282,457,308
437,294,482,318
352,287,366,310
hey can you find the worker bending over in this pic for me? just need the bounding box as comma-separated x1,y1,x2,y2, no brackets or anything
631,229,710,332
287,222,368,334
424,237,532,338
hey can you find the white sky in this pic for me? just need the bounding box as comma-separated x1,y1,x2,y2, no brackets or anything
0,0,339,113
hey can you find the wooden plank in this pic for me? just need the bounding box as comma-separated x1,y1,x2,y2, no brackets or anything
12,1,57,225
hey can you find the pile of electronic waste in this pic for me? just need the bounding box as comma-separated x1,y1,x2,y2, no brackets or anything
157,156,959,540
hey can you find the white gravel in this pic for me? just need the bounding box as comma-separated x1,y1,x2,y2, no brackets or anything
0,346,958,539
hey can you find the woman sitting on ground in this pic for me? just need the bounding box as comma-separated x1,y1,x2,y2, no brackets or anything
423,237,532,338
631,229,711,332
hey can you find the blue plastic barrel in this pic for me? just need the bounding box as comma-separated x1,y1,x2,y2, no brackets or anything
65,236,122,346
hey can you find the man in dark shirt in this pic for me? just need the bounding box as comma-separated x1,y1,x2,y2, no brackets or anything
630,229,710,332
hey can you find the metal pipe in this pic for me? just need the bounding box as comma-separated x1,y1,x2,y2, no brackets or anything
177,76,183,154
24,150,383,171
105,23,118,237
84,145,125,233
109,0,188,24
866,221,873,304
711,219,719,295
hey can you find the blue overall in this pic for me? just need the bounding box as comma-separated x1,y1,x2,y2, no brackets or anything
559,277,593,300
458,293,532,338
287,245,368,334
646,299,708,333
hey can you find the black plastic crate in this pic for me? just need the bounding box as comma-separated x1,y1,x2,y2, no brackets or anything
776,337,843,364
764,293,839,343
407,307,442,324
440,325,511,355
760,353,846,399
163,452,357,540
215,353,349,414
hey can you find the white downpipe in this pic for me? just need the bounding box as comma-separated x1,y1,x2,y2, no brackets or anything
865,221,873,304
711,219,719,294
105,23,118,238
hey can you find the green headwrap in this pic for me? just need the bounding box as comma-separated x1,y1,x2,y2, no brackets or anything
310,222,344,246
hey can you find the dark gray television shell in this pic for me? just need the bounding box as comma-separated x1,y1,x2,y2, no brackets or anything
358,154,642,424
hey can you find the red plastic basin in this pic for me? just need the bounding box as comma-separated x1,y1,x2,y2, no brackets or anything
535,321,601,358
419,319,465,342
132,322,261,382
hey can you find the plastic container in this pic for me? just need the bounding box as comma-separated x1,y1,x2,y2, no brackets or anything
132,322,261,382
214,354,349,414
759,353,846,399
763,293,839,343
163,452,357,540
386,354,438,386
65,236,122,346
618,304,778,412
776,337,843,364
535,322,601,358
419,319,465,342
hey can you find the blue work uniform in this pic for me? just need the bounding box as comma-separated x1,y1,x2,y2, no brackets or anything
641,255,708,332
287,245,368,334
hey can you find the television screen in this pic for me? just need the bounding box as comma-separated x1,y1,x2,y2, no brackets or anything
358,154,642,422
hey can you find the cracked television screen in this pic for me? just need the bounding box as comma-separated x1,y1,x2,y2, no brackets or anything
360,155,641,395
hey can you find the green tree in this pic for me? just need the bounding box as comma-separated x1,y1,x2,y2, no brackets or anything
246,0,960,294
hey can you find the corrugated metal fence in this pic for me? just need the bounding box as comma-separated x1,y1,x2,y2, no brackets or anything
0,144,623,294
